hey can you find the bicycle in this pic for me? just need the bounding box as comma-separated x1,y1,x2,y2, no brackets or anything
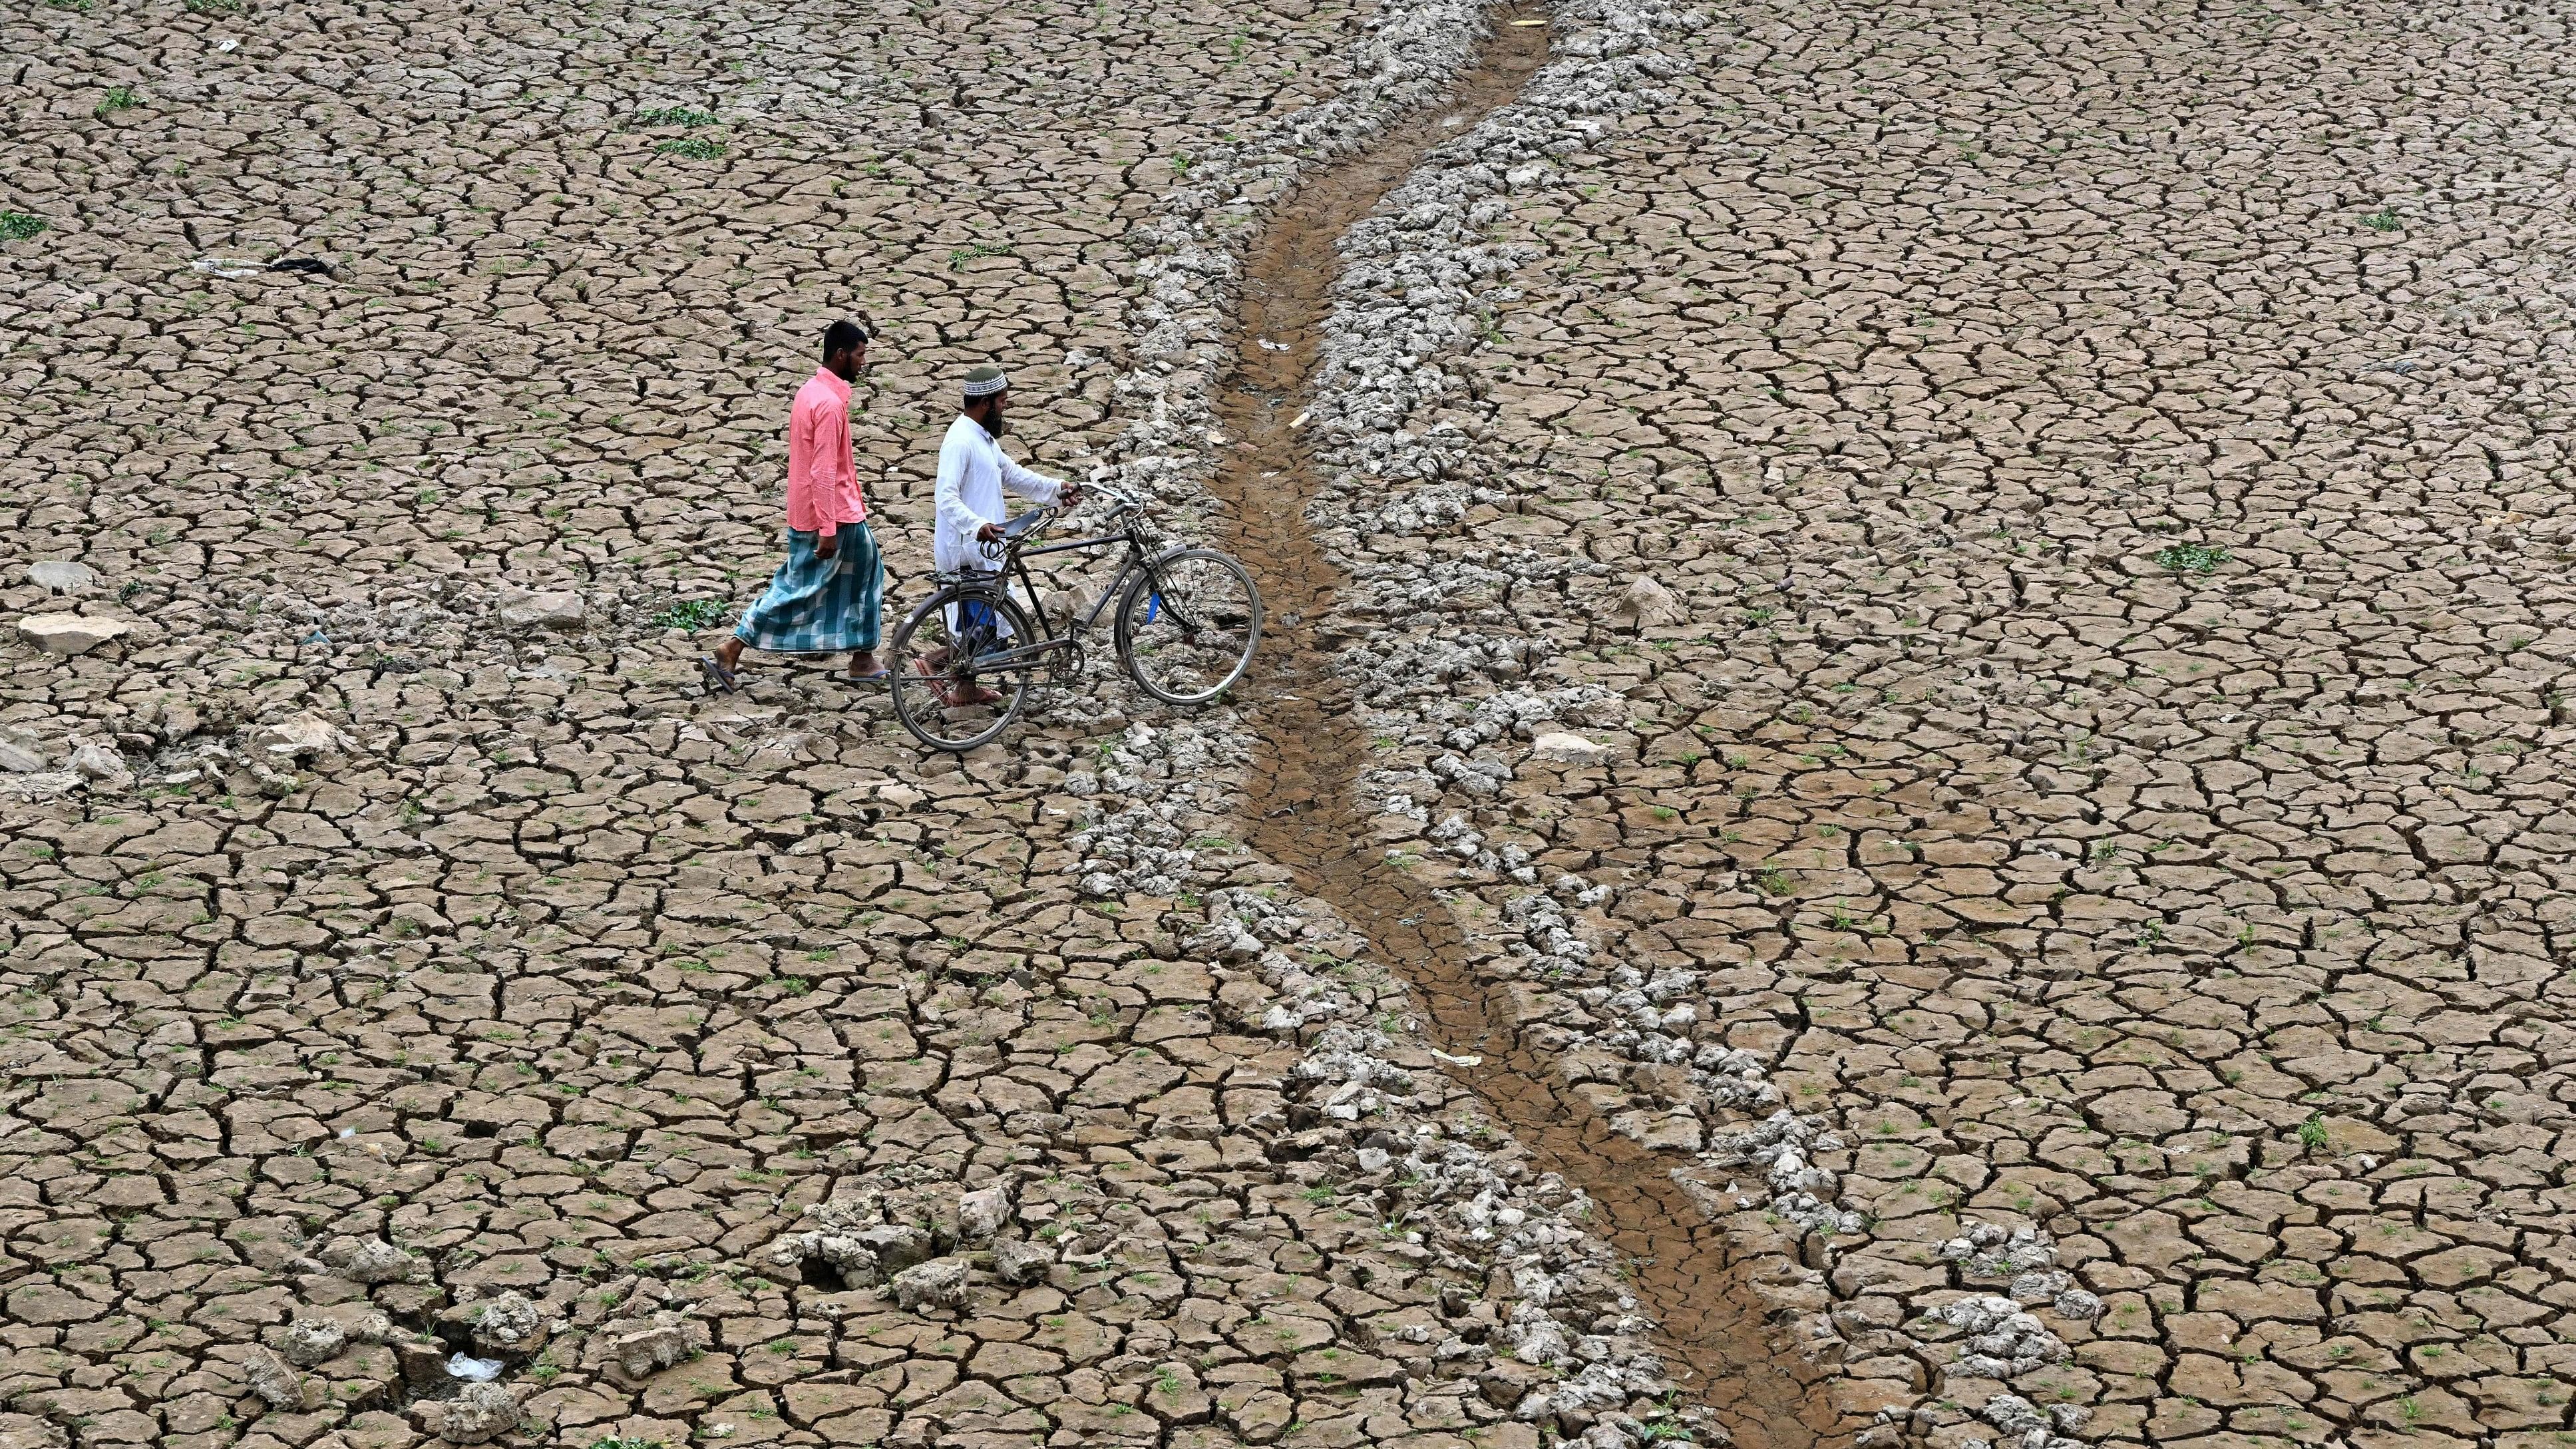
886,484,1263,751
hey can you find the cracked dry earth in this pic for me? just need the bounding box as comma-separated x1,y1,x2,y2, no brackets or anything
1305,3,2576,1449
7,6,2576,1449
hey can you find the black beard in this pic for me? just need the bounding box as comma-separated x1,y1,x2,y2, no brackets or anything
983,413,1010,438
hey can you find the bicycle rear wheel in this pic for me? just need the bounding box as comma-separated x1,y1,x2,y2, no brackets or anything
888,585,1037,751
1115,548,1262,706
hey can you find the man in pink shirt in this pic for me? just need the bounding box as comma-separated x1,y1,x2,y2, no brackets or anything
703,320,890,689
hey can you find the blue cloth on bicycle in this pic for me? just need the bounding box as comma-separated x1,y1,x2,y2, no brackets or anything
733,524,884,654
956,596,1000,655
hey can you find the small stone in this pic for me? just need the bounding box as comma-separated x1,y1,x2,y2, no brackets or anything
498,589,585,630
890,1257,970,1313
24,561,97,594
608,1315,707,1379
1614,574,1684,626
323,1235,420,1285
1530,731,1610,765
277,1318,347,1368
856,1222,936,1273
69,743,128,786
248,714,347,760
17,613,131,656
957,1184,1012,1241
242,1347,309,1410
468,1291,542,1352
0,738,47,773
425,1382,522,1445
992,1237,1052,1287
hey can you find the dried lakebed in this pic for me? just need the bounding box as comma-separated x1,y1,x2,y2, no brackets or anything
1208,11,1837,1448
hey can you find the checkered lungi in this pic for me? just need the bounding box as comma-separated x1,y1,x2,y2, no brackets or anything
733,524,883,653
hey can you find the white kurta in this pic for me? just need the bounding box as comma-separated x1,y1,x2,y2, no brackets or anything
934,415,1064,575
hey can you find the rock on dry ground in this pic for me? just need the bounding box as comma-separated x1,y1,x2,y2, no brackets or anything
1306,2,2576,1449
0,3,1694,1449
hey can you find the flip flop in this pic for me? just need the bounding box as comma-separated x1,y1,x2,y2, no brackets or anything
846,668,892,685
910,656,960,707
699,654,739,694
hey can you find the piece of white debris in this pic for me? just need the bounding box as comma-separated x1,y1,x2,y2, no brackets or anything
445,1354,504,1383
1431,1050,1483,1067
1290,411,1310,429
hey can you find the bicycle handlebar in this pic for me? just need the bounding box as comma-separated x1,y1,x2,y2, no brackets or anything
973,483,1150,560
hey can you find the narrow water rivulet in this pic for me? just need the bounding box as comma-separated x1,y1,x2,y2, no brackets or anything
1203,10,1841,1448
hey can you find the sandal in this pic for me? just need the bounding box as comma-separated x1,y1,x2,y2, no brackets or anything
911,656,964,708
699,654,739,694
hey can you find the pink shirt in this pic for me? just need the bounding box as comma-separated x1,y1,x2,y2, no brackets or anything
786,368,865,536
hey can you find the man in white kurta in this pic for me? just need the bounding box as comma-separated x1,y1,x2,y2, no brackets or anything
933,364,1076,575
917,364,1081,705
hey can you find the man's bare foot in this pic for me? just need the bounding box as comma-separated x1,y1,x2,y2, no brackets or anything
846,650,887,680
715,637,746,673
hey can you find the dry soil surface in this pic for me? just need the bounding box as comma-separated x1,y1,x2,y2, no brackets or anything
6,5,2576,1449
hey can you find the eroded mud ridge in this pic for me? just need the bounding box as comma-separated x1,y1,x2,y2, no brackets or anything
1208,15,1837,1449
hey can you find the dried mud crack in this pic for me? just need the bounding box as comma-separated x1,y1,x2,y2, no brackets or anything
1208,12,1837,1449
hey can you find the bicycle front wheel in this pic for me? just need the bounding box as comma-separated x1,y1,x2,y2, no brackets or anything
1116,548,1262,706
888,585,1037,752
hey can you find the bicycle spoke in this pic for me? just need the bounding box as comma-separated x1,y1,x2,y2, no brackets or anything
890,587,1034,751
1119,550,1261,706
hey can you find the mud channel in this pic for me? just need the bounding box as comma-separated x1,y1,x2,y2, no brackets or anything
1204,9,1845,1448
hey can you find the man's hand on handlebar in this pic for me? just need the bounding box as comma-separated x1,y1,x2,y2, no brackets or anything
976,522,1006,544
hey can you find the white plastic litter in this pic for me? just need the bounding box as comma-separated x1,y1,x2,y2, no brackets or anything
192,258,266,279
445,1353,504,1382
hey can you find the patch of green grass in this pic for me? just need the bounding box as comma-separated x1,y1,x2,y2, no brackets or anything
650,598,729,630
655,136,723,160
2362,206,2400,232
2297,1114,2328,1151
628,107,716,129
2151,542,2232,575
95,87,141,116
946,241,1015,270
0,212,48,242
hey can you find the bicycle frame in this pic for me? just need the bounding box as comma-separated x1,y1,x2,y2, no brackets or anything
1012,530,1153,637
958,517,1162,674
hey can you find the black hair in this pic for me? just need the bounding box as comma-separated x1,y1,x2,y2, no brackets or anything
822,319,869,359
